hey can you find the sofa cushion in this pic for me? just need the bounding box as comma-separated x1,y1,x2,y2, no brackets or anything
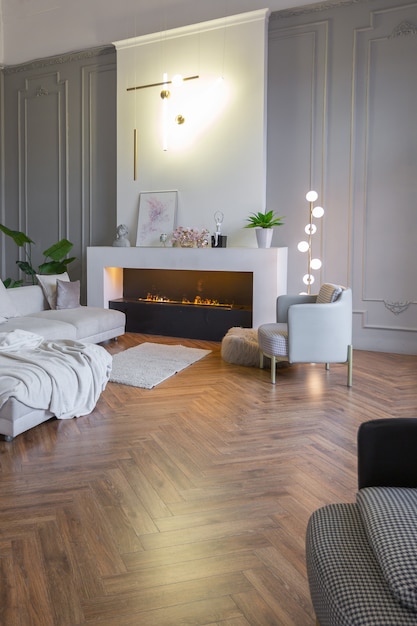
36,273,70,309
56,279,80,310
0,315,77,340
30,306,125,342
316,283,343,304
357,486,417,612
0,281,20,322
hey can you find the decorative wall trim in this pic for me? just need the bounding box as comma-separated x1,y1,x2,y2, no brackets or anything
270,0,367,21
384,300,412,315
35,87,49,97
3,45,114,75
390,20,417,38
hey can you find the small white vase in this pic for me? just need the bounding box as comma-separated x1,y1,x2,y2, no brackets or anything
255,228,273,248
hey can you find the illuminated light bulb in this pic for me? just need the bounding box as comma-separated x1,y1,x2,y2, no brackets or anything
312,205,324,218
298,241,309,252
305,224,317,235
172,74,183,86
303,274,315,285
310,258,322,270
306,190,318,202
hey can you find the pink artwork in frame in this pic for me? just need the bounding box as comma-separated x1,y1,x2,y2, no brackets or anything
136,190,178,246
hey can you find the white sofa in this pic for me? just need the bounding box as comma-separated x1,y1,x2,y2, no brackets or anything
0,284,125,440
0,284,125,343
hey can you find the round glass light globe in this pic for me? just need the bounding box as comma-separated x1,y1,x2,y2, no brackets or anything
310,258,322,270
306,190,318,202
305,224,317,235
298,241,309,252
303,274,315,285
312,205,324,218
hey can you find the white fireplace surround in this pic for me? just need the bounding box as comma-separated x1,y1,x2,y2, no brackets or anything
87,247,288,329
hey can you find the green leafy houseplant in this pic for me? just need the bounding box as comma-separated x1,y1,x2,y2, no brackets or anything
244,210,285,229
0,224,76,288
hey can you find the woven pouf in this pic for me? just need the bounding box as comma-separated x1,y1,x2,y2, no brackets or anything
221,327,261,367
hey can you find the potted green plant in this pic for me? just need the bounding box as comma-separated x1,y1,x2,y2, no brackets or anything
244,210,285,248
0,223,75,287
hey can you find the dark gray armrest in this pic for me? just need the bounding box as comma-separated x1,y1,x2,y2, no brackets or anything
358,418,417,489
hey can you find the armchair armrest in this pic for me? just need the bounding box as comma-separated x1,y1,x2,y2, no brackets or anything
287,292,352,363
276,294,316,323
358,418,417,489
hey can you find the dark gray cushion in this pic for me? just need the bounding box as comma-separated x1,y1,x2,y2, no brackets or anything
357,487,417,613
56,279,80,310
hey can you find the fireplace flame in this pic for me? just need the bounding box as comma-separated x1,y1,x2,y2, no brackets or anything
140,293,233,308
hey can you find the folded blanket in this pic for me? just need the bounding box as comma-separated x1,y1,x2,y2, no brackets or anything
0,329,44,351
0,336,112,419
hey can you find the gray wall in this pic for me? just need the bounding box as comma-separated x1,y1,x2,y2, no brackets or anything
268,0,417,354
0,46,116,302
1,0,416,353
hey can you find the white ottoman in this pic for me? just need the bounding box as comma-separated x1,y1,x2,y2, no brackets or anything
221,327,261,367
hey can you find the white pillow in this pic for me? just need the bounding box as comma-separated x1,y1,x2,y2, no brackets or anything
0,280,20,321
36,272,70,309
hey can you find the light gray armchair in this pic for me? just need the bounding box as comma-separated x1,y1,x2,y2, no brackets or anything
258,284,353,386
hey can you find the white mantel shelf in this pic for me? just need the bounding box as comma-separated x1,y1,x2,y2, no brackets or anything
87,246,288,329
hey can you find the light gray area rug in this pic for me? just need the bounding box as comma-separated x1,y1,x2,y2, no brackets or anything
109,342,211,389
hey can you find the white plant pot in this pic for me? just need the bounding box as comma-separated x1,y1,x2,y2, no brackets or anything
255,228,273,248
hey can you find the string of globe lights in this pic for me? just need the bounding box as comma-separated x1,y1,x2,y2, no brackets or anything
297,190,325,294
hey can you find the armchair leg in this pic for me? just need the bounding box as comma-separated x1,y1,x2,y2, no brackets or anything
260,351,264,369
325,363,330,371
271,356,276,384
347,344,353,387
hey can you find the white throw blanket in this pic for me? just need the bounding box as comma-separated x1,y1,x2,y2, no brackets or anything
0,330,112,419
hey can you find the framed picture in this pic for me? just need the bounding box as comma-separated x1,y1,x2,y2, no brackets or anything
136,190,178,246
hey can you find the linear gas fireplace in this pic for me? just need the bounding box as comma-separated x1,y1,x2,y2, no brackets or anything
87,246,288,340
109,268,253,340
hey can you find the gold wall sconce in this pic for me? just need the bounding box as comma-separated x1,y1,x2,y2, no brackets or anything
127,75,199,93
128,74,196,153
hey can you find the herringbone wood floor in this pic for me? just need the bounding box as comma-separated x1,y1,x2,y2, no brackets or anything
1,333,416,626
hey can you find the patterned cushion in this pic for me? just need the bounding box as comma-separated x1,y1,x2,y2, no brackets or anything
316,283,343,303
357,487,417,612
257,323,288,357
306,502,417,625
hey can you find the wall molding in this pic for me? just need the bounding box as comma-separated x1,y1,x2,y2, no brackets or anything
270,0,367,21
3,45,114,75
384,301,412,315
390,20,417,38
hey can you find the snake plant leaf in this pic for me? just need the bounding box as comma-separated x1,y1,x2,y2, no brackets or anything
38,257,75,274
0,224,34,246
42,239,73,261
16,261,37,276
2,277,24,288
